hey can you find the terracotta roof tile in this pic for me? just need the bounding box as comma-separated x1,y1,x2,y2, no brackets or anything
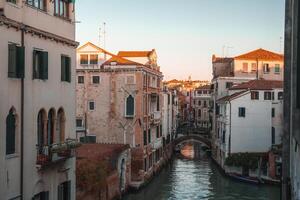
234,48,284,61
117,50,154,57
230,80,283,90
196,84,211,90
217,90,248,102
102,54,141,66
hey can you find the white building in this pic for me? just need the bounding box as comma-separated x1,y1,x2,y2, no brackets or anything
216,80,283,169
0,0,78,199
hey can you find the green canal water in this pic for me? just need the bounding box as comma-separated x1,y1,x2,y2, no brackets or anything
124,142,280,200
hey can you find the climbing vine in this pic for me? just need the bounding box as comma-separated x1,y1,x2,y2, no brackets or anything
225,153,262,170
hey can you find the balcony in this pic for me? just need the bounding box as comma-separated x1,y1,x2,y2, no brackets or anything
150,111,161,125
36,139,81,169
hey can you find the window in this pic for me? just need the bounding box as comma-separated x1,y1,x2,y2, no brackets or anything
198,100,201,106
160,124,162,137
226,82,233,89
32,191,49,200
157,96,160,111
89,54,98,65
8,43,24,78
167,94,170,105
76,119,83,128
37,109,46,153
238,107,246,117
203,101,207,108
187,92,190,96
143,130,147,145
274,64,280,73
54,0,70,18
272,127,275,145
80,135,96,143
78,76,84,84
6,108,16,155
156,126,159,138
125,95,134,117
264,92,272,100
272,92,275,100
198,109,201,117
251,91,259,100
88,101,95,111
197,90,202,94
33,50,48,80
47,109,55,145
7,0,17,4
56,108,65,143
26,0,46,10
148,129,151,144
92,76,100,84
80,54,88,65
251,63,257,72
242,63,248,72
58,181,71,200
61,55,71,82
278,92,283,100
263,63,270,73
272,108,275,118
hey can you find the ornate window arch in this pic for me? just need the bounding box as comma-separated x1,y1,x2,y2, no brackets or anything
125,95,135,117
56,108,66,143
37,109,47,152
47,108,56,145
6,107,17,155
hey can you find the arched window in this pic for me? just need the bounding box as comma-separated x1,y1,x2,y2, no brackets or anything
47,109,55,145
6,108,17,155
56,108,66,143
126,95,134,117
37,109,46,151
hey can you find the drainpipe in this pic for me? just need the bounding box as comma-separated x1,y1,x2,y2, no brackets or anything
20,24,25,200
228,100,231,156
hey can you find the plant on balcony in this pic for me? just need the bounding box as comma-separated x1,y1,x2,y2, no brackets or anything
225,153,261,170
51,143,68,153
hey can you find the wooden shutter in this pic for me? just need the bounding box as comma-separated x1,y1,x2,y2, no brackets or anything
58,184,63,200
148,129,151,143
157,96,160,111
42,51,48,80
156,126,159,138
6,111,16,155
143,130,147,145
66,57,71,82
8,44,17,78
61,56,66,81
16,46,25,78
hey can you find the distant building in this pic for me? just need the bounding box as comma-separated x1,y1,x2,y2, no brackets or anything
192,85,212,131
76,42,164,186
0,0,78,199
216,80,283,172
282,1,300,199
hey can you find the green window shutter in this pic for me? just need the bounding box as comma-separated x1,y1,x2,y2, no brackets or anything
61,56,66,81
16,46,25,78
143,130,147,145
156,126,159,138
33,50,38,79
6,111,16,155
8,44,17,78
66,57,71,82
42,51,48,80
148,129,151,143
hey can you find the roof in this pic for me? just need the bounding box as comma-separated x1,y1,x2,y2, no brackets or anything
234,48,284,61
212,56,234,63
230,80,283,90
102,54,141,66
196,84,211,90
77,42,114,56
217,90,248,103
117,50,154,57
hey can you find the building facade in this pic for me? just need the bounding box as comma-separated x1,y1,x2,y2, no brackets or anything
76,42,164,186
0,0,78,199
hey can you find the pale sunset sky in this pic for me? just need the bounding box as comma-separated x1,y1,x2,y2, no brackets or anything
76,0,285,81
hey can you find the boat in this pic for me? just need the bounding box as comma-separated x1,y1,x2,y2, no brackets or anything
227,173,260,184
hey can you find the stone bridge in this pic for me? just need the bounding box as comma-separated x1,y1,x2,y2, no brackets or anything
173,134,211,148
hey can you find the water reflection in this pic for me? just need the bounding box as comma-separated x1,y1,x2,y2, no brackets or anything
124,142,280,200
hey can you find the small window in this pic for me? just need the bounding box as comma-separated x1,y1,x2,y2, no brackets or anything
26,0,46,10
203,101,207,108
54,0,70,18
272,108,275,118
58,181,71,200
80,135,96,143
76,119,83,128
278,92,283,100
61,55,71,82
6,108,16,155
238,107,246,117
143,130,147,146
8,43,25,78
156,126,159,138
251,91,259,100
148,129,151,144
251,63,257,72
242,63,248,72
263,63,270,73
89,54,98,65
198,100,201,106
78,76,84,84
272,127,275,145
33,50,48,80
125,95,135,117
92,76,100,84
88,101,95,111
198,109,201,117
226,82,233,89
274,64,280,73
264,92,272,100
80,54,88,65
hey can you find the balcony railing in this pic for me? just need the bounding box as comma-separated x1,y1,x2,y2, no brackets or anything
36,139,81,168
150,111,161,124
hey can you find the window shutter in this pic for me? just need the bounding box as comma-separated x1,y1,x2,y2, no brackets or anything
58,184,63,200
6,111,16,155
42,51,48,80
61,56,66,81
16,46,25,78
8,44,17,78
33,50,37,79
143,130,147,145
126,95,134,117
148,129,151,143
66,181,71,200
66,57,71,82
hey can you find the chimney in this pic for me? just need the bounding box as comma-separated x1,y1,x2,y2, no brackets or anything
212,54,216,62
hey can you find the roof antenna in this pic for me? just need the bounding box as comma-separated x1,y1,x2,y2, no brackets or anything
98,27,101,47
103,22,106,50
279,36,283,53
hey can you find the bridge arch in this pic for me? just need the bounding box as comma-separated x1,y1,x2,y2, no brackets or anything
174,134,211,149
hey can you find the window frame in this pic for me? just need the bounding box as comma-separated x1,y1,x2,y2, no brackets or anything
80,54,88,65
242,62,248,72
278,91,284,100
125,95,135,118
61,55,71,83
54,0,70,19
92,76,100,84
26,0,46,11
78,76,84,84
251,91,259,100
33,49,48,80
89,54,98,65
8,43,25,79
263,63,270,73
88,101,95,111
274,64,281,74
238,107,246,117
264,91,272,100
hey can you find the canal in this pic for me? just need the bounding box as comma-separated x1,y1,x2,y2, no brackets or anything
124,142,280,200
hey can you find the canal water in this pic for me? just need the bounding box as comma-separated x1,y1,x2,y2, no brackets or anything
124,142,280,200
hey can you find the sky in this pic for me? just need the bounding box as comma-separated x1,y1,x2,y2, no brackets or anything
75,0,285,81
